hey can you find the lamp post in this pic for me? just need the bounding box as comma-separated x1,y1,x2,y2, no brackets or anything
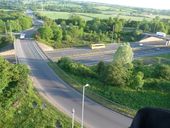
72,108,75,128
81,84,89,128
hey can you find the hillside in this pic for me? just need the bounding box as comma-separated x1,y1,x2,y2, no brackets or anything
0,57,78,128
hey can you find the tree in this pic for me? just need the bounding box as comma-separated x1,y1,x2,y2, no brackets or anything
7,20,21,32
51,25,63,43
18,16,32,30
96,61,105,79
38,26,53,41
0,20,5,33
60,20,67,29
104,63,129,86
113,43,133,65
114,18,123,33
86,18,101,32
139,20,150,32
0,57,12,91
133,71,144,90
69,15,86,28
68,26,83,39
0,35,13,44
154,64,170,80
113,18,124,42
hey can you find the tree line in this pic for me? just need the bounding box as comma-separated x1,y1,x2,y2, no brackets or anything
36,14,170,48
0,11,32,34
0,11,32,48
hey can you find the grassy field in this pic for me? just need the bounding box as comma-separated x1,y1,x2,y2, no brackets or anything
94,5,112,11
38,10,170,21
37,11,151,21
0,9,14,11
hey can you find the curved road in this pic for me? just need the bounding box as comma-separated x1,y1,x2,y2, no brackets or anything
14,39,132,128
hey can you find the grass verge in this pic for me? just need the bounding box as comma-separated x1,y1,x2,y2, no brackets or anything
48,62,136,117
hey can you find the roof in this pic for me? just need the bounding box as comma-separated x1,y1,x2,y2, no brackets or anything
139,37,164,43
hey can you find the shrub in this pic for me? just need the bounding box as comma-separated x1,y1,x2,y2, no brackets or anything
104,63,130,87
96,61,105,79
57,57,97,78
133,60,155,78
0,35,13,46
132,71,144,90
153,64,170,80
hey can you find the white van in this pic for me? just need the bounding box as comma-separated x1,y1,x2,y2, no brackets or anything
20,33,25,39
156,32,166,37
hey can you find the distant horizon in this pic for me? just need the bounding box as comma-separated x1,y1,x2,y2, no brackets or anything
75,0,170,10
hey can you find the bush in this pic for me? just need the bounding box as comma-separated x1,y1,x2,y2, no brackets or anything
153,64,170,80
133,60,155,78
96,61,105,79
132,71,144,90
57,57,97,78
38,26,53,41
104,63,131,87
0,57,78,128
0,35,13,46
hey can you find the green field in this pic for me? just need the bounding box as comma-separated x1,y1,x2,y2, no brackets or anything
38,11,113,21
36,0,170,21
38,11,152,21
94,5,112,10
38,10,170,21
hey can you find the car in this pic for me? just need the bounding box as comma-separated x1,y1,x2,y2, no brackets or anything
139,43,143,46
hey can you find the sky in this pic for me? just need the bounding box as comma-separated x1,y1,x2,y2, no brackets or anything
80,0,170,10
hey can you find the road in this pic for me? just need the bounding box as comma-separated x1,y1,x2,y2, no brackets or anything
46,45,170,66
46,43,118,59
14,39,132,128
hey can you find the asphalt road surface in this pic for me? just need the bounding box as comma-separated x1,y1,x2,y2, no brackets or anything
14,39,132,128
47,43,118,59
46,45,170,66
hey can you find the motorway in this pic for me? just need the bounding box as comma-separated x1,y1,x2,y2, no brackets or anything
14,39,132,128
46,45,170,66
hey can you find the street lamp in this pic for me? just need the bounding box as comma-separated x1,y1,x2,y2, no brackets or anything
81,84,89,128
72,108,75,128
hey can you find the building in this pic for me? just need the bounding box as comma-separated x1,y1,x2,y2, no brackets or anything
139,36,169,46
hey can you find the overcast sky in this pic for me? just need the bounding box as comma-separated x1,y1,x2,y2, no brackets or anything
80,0,170,10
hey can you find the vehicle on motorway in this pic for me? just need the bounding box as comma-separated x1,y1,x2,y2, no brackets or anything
20,33,25,39
90,43,106,49
156,32,166,37
139,43,143,46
